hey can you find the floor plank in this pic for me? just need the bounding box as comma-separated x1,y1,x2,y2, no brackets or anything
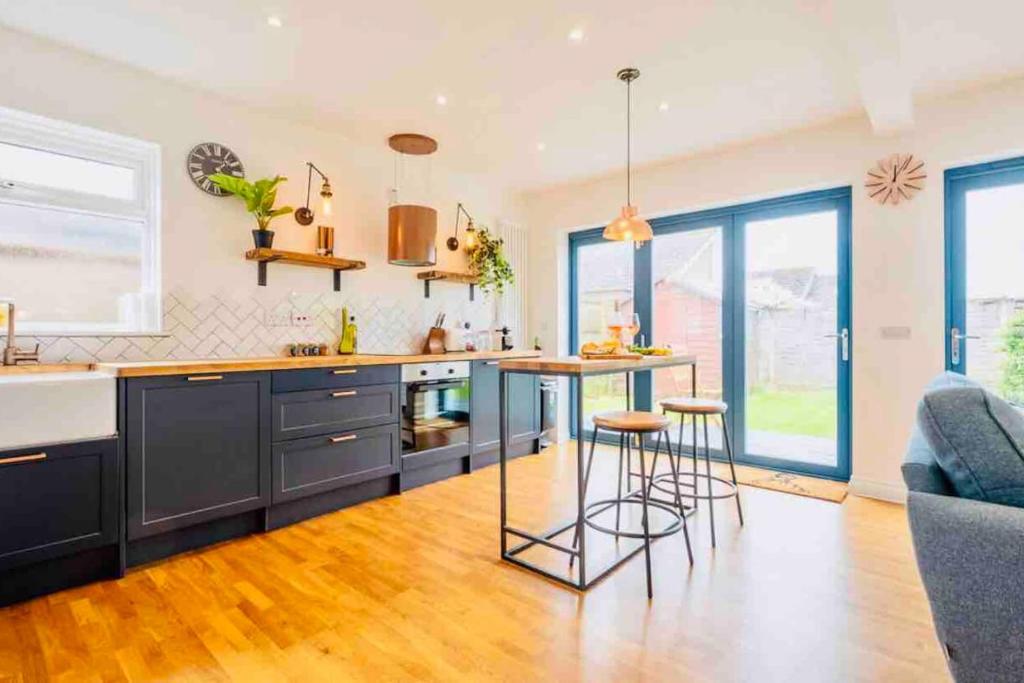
0,442,947,682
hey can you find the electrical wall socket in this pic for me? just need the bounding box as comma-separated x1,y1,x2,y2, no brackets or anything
265,310,311,327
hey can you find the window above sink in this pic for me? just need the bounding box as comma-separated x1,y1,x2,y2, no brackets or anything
0,106,161,335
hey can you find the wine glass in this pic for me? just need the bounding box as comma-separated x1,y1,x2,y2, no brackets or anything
626,313,641,346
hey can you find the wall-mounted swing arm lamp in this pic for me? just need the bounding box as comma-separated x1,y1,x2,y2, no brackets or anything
294,161,333,226
447,202,478,251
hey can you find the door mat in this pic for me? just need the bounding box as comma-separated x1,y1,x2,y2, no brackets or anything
723,463,848,503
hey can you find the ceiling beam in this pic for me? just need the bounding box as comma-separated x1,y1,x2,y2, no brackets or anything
832,0,914,135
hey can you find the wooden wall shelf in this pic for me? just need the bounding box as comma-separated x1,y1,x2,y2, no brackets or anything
417,270,480,301
245,248,366,291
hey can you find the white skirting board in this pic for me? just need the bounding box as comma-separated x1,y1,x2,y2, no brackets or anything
849,477,907,504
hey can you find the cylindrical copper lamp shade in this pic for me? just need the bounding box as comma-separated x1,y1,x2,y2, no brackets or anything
388,204,437,266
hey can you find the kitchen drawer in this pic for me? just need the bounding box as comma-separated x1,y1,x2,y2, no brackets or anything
272,423,399,504
273,383,399,441
0,437,118,571
272,364,399,394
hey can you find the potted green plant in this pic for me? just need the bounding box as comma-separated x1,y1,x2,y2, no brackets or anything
209,174,293,249
467,227,514,294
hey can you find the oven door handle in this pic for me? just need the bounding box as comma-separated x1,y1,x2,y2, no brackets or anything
406,380,467,393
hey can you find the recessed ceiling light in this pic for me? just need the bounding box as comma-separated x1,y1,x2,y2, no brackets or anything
435,94,448,106
568,27,584,43
266,15,283,28
659,101,670,112
536,142,546,152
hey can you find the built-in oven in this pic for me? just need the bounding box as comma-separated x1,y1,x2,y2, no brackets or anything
400,361,471,456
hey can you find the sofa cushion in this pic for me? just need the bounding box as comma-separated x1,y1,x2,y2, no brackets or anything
917,386,1024,507
901,372,977,495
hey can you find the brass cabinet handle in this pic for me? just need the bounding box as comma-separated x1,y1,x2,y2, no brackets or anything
0,452,47,466
187,375,223,382
331,390,357,398
332,369,358,375
329,434,357,443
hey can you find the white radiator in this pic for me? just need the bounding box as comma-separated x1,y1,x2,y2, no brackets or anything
496,221,528,349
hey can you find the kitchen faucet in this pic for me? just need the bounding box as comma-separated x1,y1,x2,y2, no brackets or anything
2,300,40,366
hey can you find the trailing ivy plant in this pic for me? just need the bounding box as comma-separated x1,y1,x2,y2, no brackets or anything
209,173,293,231
468,227,514,295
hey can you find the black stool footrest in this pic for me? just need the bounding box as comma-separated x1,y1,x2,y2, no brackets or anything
582,497,682,540
651,472,739,501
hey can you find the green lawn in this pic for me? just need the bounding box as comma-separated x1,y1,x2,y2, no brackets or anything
583,388,836,438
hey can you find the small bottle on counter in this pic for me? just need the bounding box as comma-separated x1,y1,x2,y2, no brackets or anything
464,322,476,352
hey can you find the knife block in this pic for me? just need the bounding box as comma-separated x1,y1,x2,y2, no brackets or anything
422,327,446,355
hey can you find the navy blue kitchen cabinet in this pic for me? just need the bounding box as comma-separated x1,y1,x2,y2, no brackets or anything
272,382,400,441
272,422,400,504
0,437,118,572
124,371,271,542
0,436,119,606
470,359,541,467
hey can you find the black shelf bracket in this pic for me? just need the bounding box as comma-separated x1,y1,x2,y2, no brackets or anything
258,261,267,287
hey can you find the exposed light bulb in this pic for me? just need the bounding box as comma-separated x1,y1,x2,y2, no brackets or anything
435,94,448,106
464,223,478,251
659,101,669,112
536,142,546,152
267,15,283,28
568,27,584,43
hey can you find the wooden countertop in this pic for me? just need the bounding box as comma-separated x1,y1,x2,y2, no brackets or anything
96,350,542,378
498,354,696,376
0,363,96,376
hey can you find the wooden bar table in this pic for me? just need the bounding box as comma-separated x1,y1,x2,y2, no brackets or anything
498,354,697,591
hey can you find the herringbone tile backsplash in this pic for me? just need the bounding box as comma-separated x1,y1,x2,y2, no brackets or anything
11,287,497,364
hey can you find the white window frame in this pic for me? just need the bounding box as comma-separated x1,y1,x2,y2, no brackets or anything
0,106,161,335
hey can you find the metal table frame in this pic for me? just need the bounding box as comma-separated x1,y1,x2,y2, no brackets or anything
499,357,697,591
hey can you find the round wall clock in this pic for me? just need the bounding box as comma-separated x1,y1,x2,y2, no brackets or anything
186,142,244,196
865,153,926,205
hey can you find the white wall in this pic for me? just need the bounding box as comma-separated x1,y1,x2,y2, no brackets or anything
0,27,521,358
522,76,1024,502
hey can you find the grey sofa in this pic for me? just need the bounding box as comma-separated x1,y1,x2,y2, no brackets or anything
903,375,1024,683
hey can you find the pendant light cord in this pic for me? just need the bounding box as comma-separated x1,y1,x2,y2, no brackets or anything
626,76,632,206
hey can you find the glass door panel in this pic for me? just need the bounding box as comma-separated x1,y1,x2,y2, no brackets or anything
743,210,840,469
573,238,634,430
960,182,1024,398
651,225,725,450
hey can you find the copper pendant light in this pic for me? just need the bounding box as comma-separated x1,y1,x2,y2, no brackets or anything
387,133,438,266
604,68,652,245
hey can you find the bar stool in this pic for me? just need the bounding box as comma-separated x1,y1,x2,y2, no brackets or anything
653,398,743,548
571,410,693,599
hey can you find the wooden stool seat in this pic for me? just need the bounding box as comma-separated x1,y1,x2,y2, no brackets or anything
660,397,728,415
593,410,671,433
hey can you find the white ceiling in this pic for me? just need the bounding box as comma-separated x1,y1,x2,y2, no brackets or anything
2,0,1024,191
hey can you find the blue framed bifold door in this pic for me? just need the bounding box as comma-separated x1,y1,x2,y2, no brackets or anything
731,190,852,481
568,228,642,441
568,187,851,480
946,157,1024,400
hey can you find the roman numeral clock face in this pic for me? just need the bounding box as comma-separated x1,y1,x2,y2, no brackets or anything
187,143,245,196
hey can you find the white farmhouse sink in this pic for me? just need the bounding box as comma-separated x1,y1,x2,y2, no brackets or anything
0,371,116,450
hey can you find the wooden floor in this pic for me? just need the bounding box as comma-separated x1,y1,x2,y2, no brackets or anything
0,442,948,682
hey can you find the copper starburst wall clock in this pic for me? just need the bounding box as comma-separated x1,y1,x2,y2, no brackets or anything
865,153,926,205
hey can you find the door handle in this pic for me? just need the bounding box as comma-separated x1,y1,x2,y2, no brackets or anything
484,361,500,366
329,434,357,443
187,375,223,382
0,452,46,466
332,369,358,375
824,328,849,362
331,390,357,398
950,328,979,365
